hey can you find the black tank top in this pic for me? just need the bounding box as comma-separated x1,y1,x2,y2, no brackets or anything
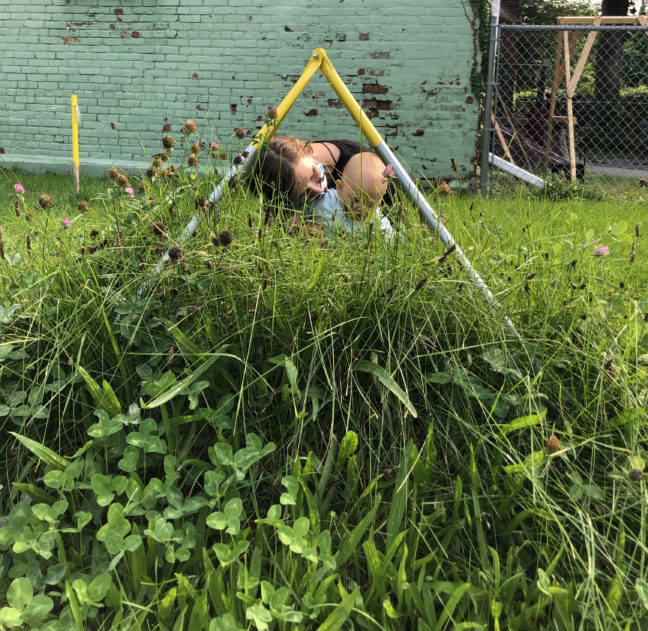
317,139,375,184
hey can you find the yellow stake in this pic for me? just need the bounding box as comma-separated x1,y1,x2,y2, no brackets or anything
71,94,80,192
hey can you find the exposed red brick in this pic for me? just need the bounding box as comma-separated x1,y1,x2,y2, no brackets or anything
114,7,123,14
256,115,262,121
131,31,140,38
110,24,116,30
73,22,90,26
62,36,79,44
248,16,253,21
357,68,366,76
0,147,4,154
192,73,198,78
305,108,318,116
162,124,171,132
465,96,474,104
359,33,370,40
363,84,388,94
284,25,292,32
413,129,424,136
231,104,237,115
110,122,115,130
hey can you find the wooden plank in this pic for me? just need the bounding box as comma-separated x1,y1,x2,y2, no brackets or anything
545,32,565,171
567,18,601,97
558,16,646,25
638,15,648,38
492,114,516,165
497,91,534,170
563,30,577,181
552,116,577,124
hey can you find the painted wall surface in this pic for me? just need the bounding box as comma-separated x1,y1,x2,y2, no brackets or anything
0,0,481,181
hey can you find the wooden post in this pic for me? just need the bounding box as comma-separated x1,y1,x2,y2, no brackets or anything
547,16,648,179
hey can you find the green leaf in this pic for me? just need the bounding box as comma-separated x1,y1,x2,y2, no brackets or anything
499,410,546,435
636,578,648,610
88,573,112,603
7,577,32,610
87,409,123,439
23,595,54,623
206,512,228,530
77,366,120,416
144,353,229,408
355,360,417,418
337,495,380,566
425,371,453,384
337,431,358,467
44,564,68,585
92,473,115,506
9,432,68,470
0,607,23,628
209,613,246,631
280,475,299,505
315,588,357,631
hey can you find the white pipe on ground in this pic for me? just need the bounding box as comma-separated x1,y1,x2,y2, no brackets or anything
488,153,545,188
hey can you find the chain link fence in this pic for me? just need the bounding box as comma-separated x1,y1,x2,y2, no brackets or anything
482,22,648,195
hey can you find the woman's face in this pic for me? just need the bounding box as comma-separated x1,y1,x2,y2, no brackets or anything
291,156,326,203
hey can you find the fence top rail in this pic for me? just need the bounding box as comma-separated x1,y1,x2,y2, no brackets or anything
500,23,648,31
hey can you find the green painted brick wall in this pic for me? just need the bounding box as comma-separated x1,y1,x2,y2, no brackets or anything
0,0,482,181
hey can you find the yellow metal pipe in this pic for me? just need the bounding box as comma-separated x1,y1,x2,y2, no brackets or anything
316,48,383,148
251,52,324,147
71,94,80,191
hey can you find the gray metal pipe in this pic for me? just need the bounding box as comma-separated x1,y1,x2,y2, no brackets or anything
479,0,501,197
375,141,520,339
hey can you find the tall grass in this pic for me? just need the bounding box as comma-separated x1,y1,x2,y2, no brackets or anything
1,146,647,630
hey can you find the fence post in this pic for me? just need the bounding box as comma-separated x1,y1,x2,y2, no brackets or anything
479,1,501,196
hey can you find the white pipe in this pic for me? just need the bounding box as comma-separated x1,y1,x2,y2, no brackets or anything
488,153,545,188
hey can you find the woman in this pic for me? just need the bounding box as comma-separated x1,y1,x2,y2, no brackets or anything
251,135,381,206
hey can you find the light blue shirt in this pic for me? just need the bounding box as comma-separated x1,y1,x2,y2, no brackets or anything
304,189,394,239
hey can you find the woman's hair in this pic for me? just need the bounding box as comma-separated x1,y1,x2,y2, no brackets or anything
250,135,312,201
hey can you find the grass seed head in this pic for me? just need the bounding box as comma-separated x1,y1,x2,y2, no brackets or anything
190,142,201,155
152,222,168,237
545,435,562,455
629,468,643,482
14,200,21,217
234,127,246,139
184,119,197,134
162,135,176,150
108,166,119,179
219,230,233,247
187,154,199,167
78,200,89,212
437,181,452,196
168,245,182,261
38,193,53,209
116,173,129,187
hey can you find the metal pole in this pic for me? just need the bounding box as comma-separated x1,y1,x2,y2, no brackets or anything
137,53,324,296
317,47,520,338
71,94,80,192
479,0,501,197
489,152,545,188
